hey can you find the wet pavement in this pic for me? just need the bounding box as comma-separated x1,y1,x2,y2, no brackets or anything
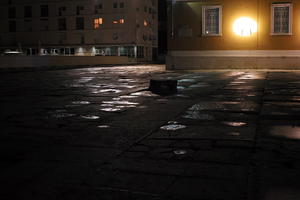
1,65,300,199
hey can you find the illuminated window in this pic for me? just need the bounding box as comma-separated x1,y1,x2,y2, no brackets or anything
113,20,118,24
271,3,292,35
120,18,125,24
94,18,103,29
202,5,222,36
144,20,148,26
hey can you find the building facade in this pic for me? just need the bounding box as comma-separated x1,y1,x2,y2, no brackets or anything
167,0,300,69
0,0,158,61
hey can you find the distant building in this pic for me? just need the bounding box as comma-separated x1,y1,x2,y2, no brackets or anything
0,0,158,62
167,0,300,69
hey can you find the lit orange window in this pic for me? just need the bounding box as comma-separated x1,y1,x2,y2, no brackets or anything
94,18,103,29
144,20,148,26
113,20,118,24
120,18,125,24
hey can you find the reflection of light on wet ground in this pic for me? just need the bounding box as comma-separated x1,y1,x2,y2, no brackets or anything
160,123,187,131
97,125,110,128
77,77,94,83
51,113,76,118
173,149,187,155
49,109,76,118
178,79,196,83
131,91,158,97
91,89,122,94
222,122,247,127
102,101,138,105
72,101,91,105
119,95,137,99
100,108,122,112
189,83,210,88
81,115,100,120
270,126,300,139
182,111,215,120
177,86,186,90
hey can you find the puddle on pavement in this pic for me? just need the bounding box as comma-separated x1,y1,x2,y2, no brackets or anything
77,77,94,83
118,95,138,99
189,83,210,88
131,91,159,97
91,89,122,94
118,78,137,83
72,101,91,105
270,126,300,139
177,86,186,90
102,100,139,105
227,132,241,136
81,115,100,120
160,121,187,131
178,79,196,83
182,111,215,120
100,108,123,112
222,122,247,127
173,149,187,155
97,125,110,128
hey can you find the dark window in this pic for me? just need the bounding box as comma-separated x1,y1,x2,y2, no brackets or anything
40,5,48,17
76,17,84,30
80,35,85,44
9,20,16,32
58,6,66,16
70,48,75,55
24,6,32,18
94,4,102,13
144,6,147,12
120,2,124,8
76,6,84,15
8,7,16,18
58,18,66,30
113,2,118,8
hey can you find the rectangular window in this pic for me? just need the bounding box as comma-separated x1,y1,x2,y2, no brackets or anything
9,20,16,32
58,6,66,16
95,4,102,13
113,2,118,8
76,6,84,15
24,6,32,18
40,5,49,17
94,18,103,29
120,18,125,24
58,18,66,30
8,7,16,18
76,17,84,30
120,2,124,8
202,6,222,36
271,3,292,35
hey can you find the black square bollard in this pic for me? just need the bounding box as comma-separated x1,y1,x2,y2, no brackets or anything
149,79,178,95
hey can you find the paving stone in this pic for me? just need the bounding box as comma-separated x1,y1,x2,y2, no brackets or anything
165,177,247,200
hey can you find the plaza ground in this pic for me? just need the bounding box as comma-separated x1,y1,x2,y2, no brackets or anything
1,65,300,200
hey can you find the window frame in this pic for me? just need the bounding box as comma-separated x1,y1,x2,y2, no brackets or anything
271,3,292,35
202,5,222,36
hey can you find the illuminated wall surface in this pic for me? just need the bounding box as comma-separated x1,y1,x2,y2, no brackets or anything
168,0,300,50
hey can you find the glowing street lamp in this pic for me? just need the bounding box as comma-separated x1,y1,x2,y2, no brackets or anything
233,17,257,36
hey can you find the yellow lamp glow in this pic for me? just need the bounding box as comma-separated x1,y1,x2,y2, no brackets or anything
233,17,257,36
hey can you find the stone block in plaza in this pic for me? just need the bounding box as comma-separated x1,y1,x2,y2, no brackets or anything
149,79,178,95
